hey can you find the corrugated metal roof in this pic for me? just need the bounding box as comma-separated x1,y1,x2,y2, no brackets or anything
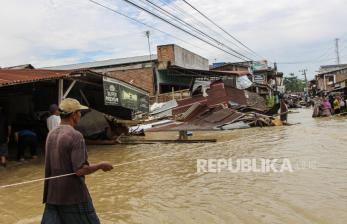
317,66,347,75
0,69,71,87
148,107,244,131
45,54,158,70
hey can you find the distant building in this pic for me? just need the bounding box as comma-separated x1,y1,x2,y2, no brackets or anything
211,60,284,96
315,64,347,92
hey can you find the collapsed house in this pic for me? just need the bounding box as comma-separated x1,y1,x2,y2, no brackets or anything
143,78,278,132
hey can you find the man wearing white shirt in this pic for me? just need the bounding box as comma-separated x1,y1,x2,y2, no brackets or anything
47,104,61,131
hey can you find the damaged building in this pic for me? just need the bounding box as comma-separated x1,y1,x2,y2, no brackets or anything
0,68,149,146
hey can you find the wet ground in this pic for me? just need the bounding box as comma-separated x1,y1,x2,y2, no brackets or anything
0,108,346,224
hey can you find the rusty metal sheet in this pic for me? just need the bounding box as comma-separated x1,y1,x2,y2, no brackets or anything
173,96,208,115
225,86,247,105
202,108,234,123
0,69,70,87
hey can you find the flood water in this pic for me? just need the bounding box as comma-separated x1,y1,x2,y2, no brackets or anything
0,108,347,224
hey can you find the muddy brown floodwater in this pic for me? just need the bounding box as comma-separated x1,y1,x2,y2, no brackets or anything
0,108,347,224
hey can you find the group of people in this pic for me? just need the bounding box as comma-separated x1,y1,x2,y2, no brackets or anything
0,108,38,166
313,93,346,117
0,103,62,167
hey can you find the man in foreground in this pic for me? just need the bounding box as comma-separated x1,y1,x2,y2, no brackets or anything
42,98,113,224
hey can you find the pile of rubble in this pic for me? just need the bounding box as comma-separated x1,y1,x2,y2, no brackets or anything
140,80,282,132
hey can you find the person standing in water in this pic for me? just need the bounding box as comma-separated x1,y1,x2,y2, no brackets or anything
321,96,332,117
41,98,113,224
333,94,341,115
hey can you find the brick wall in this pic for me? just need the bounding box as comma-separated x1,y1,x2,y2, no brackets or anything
157,45,175,63
106,67,154,94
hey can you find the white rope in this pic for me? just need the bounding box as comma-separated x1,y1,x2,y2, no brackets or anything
0,132,264,190
0,173,76,189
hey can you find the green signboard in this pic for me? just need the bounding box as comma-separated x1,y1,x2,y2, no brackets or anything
103,77,149,113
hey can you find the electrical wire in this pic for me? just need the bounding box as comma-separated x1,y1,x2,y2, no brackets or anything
86,0,219,55
157,0,256,59
180,0,265,60
120,0,251,61
139,0,253,61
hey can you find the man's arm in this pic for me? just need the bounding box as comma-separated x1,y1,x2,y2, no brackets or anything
75,161,113,176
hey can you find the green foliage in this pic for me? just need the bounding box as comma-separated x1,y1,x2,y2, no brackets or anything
284,73,306,92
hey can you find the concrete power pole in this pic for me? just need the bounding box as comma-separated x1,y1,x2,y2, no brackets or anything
299,69,308,96
335,38,340,65
145,31,152,61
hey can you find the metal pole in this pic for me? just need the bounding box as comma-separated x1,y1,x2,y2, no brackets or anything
335,38,340,65
300,69,308,95
145,31,152,61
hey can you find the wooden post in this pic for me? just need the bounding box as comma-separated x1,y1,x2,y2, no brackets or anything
178,130,188,140
58,79,64,105
172,87,175,100
63,80,76,99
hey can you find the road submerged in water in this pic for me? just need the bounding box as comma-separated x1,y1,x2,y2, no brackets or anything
0,108,346,224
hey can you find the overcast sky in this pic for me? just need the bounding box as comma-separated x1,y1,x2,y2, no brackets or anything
1,0,346,79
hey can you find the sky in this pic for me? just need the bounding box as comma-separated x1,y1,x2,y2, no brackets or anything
0,0,347,80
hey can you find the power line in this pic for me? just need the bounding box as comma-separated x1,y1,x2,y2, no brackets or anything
181,0,265,60
139,0,253,61
157,0,256,59
280,33,347,65
120,0,250,61
85,0,217,54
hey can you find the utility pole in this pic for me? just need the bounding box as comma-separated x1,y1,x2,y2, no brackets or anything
299,69,308,97
335,38,340,65
145,31,152,61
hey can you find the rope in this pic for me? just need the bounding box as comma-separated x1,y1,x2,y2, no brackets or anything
0,132,265,190
0,173,75,189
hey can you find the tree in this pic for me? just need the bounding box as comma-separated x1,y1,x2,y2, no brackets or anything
283,73,306,92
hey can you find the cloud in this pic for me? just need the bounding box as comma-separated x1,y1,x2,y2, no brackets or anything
0,0,346,79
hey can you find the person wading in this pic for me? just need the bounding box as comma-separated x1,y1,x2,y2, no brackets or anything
41,98,113,224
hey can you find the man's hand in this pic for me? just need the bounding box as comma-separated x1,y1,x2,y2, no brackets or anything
75,162,113,176
97,162,113,172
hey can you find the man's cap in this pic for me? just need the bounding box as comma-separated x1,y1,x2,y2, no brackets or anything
49,104,59,114
59,98,88,114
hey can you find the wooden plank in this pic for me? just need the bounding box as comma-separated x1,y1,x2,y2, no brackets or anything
121,139,217,144
86,139,217,145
